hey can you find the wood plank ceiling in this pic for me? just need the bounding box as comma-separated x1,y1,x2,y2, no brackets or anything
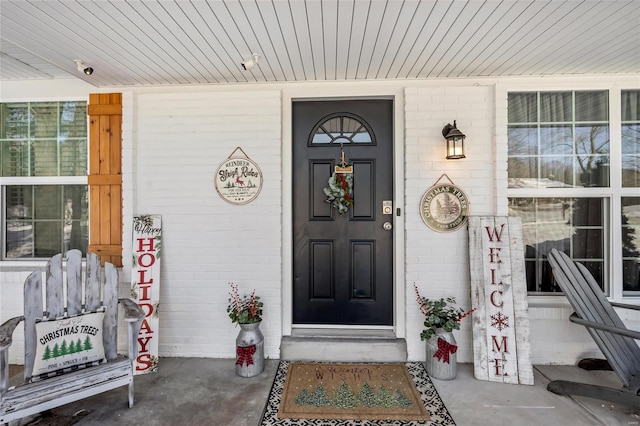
1,0,639,87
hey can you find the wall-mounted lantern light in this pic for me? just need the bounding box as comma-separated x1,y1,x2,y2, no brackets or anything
442,120,466,159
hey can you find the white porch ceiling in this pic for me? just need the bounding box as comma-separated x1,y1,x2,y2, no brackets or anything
1,0,639,87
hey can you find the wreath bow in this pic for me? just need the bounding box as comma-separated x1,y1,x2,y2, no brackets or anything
323,172,353,215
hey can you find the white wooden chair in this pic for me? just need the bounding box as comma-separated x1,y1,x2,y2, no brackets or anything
0,250,144,424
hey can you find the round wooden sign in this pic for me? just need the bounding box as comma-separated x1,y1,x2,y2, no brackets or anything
214,155,263,205
420,183,469,232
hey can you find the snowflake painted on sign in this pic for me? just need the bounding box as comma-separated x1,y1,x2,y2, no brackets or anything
490,311,510,331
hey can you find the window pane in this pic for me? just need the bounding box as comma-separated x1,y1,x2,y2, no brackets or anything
573,229,602,259
6,186,33,258
540,125,572,154
60,102,87,138
0,103,29,139
31,139,58,176
575,125,609,155
1,140,30,176
540,92,571,122
30,103,58,138
60,138,87,176
622,197,640,292
622,90,640,122
577,156,609,187
622,124,640,154
622,157,640,187
35,186,62,219
622,90,640,188
508,126,537,155
34,221,62,257
508,157,537,187
573,197,603,227
540,156,573,186
5,185,88,259
509,197,606,293
0,101,87,178
309,113,374,145
508,92,537,123
575,91,608,122
508,91,610,190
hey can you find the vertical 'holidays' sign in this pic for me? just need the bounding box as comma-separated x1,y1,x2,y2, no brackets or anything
132,215,161,375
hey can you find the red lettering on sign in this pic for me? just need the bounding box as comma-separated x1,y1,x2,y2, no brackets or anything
138,303,154,318
137,269,154,285
493,358,508,376
488,247,502,263
136,237,155,253
484,224,505,242
491,335,509,353
138,336,152,353
138,283,152,301
138,252,156,268
139,318,153,335
490,290,504,308
136,354,153,371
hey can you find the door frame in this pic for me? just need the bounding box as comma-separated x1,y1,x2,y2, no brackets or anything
282,85,406,338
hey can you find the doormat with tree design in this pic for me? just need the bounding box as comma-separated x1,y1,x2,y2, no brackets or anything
260,361,456,425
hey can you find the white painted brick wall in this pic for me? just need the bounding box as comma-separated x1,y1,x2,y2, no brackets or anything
127,90,282,359
404,85,495,362
3,76,639,367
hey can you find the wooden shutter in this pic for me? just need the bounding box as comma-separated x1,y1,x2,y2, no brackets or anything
88,93,123,266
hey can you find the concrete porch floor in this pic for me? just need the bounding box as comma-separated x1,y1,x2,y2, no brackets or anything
7,358,640,426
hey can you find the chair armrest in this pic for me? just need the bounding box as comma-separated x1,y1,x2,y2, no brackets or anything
610,301,640,311
0,316,24,349
119,298,145,322
569,312,640,340
118,299,145,363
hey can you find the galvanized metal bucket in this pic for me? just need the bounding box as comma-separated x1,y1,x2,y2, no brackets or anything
425,328,457,380
235,321,264,378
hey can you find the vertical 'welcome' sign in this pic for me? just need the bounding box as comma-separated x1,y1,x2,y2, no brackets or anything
132,215,161,375
468,216,533,385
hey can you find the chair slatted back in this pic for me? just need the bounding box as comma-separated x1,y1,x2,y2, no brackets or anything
22,250,119,381
548,249,640,387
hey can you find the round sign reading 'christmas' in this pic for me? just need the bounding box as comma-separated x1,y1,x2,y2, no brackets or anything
214,155,263,205
420,184,469,232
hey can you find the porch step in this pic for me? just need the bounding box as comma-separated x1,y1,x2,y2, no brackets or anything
280,329,407,362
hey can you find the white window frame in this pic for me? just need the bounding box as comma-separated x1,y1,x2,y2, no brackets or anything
0,98,89,264
497,80,640,305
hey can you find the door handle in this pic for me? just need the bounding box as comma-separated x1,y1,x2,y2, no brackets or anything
383,221,393,231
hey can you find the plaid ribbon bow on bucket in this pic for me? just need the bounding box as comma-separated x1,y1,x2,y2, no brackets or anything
433,338,458,364
236,345,256,366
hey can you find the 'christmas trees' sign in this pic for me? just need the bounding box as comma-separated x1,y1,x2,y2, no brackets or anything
420,174,469,232
32,311,105,378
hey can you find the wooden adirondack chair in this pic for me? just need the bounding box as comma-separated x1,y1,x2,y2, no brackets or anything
0,250,145,424
546,248,640,409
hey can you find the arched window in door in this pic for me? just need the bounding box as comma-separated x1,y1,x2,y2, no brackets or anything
309,113,375,145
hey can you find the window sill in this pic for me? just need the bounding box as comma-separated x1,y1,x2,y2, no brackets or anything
526,295,571,309
0,260,49,271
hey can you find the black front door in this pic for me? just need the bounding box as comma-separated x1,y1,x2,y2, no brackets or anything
292,99,394,325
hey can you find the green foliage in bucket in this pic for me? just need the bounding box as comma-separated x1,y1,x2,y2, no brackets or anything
414,284,475,341
227,283,263,324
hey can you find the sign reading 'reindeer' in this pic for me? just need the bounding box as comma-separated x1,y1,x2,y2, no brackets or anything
215,147,263,205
